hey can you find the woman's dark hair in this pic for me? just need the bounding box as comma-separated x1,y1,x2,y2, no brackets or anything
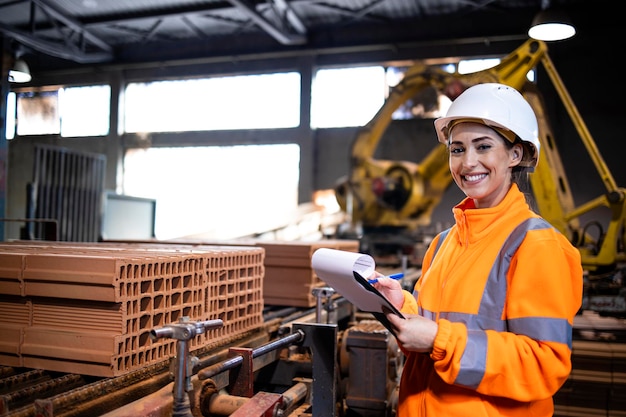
509,139,538,212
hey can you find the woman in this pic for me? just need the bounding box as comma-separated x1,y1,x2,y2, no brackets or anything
373,83,583,417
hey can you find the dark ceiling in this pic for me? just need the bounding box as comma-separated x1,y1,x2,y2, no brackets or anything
0,0,607,74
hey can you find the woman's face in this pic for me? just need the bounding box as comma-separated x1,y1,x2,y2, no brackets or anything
448,122,522,208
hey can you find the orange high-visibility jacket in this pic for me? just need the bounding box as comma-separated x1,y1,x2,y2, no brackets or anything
397,184,583,417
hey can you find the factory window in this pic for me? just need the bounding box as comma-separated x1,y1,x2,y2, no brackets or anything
309,60,518,128
124,72,301,132
59,85,111,137
122,144,300,240
456,58,535,81
5,93,16,139
457,58,501,74
6,85,110,138
13,90,60,136
311,66,386,128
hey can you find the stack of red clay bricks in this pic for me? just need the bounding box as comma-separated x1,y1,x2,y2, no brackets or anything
256,240,359,307
0,241,264,377
143,238,360,308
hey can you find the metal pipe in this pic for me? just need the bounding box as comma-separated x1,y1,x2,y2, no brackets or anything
198,329,305,380
280,382,308,411
206,392,249,416
172,338,191,417
150,318,224,417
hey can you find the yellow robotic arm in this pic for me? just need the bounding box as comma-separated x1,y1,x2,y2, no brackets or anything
335,39,625,274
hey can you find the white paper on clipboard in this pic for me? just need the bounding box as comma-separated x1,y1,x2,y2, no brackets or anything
311,248,404,318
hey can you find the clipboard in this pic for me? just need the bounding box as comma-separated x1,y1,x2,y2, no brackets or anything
311,248,405,335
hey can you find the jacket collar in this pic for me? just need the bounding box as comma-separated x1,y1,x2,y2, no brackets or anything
452,184,528,245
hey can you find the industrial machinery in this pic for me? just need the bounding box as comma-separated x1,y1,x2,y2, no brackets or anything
0,290,402,417
334,39,626,315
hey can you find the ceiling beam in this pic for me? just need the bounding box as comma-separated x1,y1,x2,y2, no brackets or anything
34,0,112,52
0,21,112,63
226,0,306,45
0,0,114,63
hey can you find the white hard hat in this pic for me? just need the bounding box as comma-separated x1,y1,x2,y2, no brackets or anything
434,83,540,168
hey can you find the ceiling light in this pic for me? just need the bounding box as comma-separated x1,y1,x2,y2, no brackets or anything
528,8,576,41
8,58,32,83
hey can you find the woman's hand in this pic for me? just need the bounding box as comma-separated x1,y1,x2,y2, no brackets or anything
371,274,405,310
387,313,437,352
370,272,438,352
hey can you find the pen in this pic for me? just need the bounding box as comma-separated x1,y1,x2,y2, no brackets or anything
368,272,404,285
